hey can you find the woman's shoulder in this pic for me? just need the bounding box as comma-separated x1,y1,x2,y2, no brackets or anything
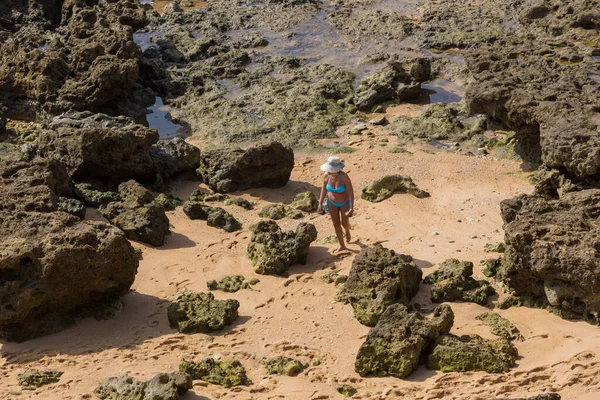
342,171,352,182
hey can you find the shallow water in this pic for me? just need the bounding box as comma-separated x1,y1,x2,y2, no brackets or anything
421,79,465,103
133,31,164,52
145,97,187,139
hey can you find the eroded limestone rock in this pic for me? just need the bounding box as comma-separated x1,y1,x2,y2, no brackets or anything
17,369,63,390
167,291,239,334
261,356,306,376
290,191,318,212
179,359,250,387
259,204,303,220
207,275,259,292
476,312,523,341
94,372,192,400
424,259,495,305
361,175,430,203
182,201,241,232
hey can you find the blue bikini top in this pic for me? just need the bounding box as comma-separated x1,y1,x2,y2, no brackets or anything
326,182,347,193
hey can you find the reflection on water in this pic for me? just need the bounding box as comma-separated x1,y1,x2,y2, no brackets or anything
133,31,164,52
421,79,464,103
145,97,187,139
216,79,245,100
366,0,421,15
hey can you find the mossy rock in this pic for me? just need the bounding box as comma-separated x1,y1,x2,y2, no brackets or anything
179,359,250,387
484,242,506,253
154,193,183,211
481,257,502,277
224,197,254,210
183,201,241,232
319,233,338,244
290,191,318,212
188,189,207,202
207,275,258,292
259,204,303,220
17,369,63,390
320,271,347,285
261,356,306,376
74,182,120,207
167,290,239,334
427,334,518,373
93,372,192,400
476,312,523,341
337,384,358,397
424,259,495,305
361,174,429,202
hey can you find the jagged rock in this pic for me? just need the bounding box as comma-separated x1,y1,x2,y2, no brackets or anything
196,142,294,193
236,31,269,48
224,197,254,210
94,372,192,400
150,137,201,181
490,394,561,400
100,180,170,246
153,193,183,211
207,275,258,292
337,384,358,397
167,290,239,334
247,220,317,276
353,58,431,110
259,204,303,220
355,304,454,378
179,359,251,387
182,201,241,232
337,245,422,326
499,191,600,322
74,181,121,207
321,271,347,285
427,334,518,373
17,369,63,390
361,175,430,202
289,191,318,212
476,312,523,341
424,259,495,305
261,356,306,376
484,242,506,253
38,113,159,182
481,257,502,278
57,197,86,219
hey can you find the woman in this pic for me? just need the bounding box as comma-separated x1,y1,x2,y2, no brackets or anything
317,156,355,253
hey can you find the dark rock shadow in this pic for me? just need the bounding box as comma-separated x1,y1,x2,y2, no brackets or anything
403,364,438,382
289,245,341,275
0,291,172,365
245,180,321,205
181,392,211,400
413,258,434,269
212,315,251,337
155,231,197,250
350,239,368,249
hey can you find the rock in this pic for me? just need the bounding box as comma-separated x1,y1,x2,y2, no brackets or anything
17,369,63,390
207,275,255,292
163,1,183,14
259,204,303,220
353,58,430,110
261,356,306,376
197,142,294,193
289,191,318,212
321,271,347,285
38,112,159,182
150,137,201,182
153,193,183,211
424,259,495,305
182,201,241,232
167,290,239,334
93,372,192,400
74,181,121,207
481,257,502,278
369,115,387,125
236,31,269,48
57,197,86,219
499,191,600,322
179,359,251,387
247,220,317,276
224,197,254,210
337,384,358,397
100,180,170,246
427,334,518,373
476,312,523,341
355,304,454,378
337,245,422,326
490,394,561,400
361,175,430,202
484,242,506,253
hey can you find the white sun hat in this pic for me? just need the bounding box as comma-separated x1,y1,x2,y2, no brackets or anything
320,156,346,173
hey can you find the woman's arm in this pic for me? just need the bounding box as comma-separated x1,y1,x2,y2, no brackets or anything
346,173,355,216
318,173,328,212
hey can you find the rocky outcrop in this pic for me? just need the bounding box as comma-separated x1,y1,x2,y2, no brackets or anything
57,197,86,219
150,137,201,182
258,204,303,220
355,304,454,378
424,259,495,305
179,358,251,387
94,372,192,400
74,181,121,207
182,201,241,232
261,356,306,376
196,142,294,193
37,112,159,182
247,220,317,276
499,191,600,322
0,160,138,342
353,58,431,111
290,191,318,212
427,334,518,373
100,180,170,246
17,369,63,390
337,245,422,326
361,175,430,203
167,291,240,334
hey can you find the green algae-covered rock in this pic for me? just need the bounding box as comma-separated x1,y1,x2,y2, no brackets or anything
17,369,63,390
259,204,303,220
167,291,239,334
183,201,241,232
337,384,357,397
247,220,317,276
481,257,502,278
74,181,120,207
224,197,254,210
427,334,518,373
207,275,258,292
261,356,306,376
484,242,506,253
337,245,422,326
320,271,347,285
361,174,429,203
355,304,454,378
369,115,387,125
290,191,318,212
424,259,495,305
476,312,523,341
93,372,192,400
179,359,250,387
154,193,183,211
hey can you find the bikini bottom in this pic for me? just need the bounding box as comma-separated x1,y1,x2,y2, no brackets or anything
326,198,351,211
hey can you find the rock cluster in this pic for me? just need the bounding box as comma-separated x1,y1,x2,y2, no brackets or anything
182,201,241,232
261,356,306,376
361,175,430,203
179,358,251,387
150,137,201,182
207,275,259,292
259,204,303,220
94,372,192,400
424,259,495,305
167,291,240,334
17,369,63,390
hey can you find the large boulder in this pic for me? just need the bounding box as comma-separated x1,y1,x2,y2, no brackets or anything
150,137,201,182
337,245,422,326
100,180,170,246
423,259,495,305
247,220,317,276
355,304,454,378
167,291,240,334
37,112,159,182
94,372,192,400
196,142,294,193
499,190,600,322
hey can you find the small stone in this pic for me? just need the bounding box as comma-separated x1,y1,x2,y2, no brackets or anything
17,369,63,390
484,242,506,253
261,356,306,376
369,115,387,125
337,384,358,397
371,105,384,113
179,359,251,387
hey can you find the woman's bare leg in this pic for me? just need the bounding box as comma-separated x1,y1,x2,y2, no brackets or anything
328,203,347,253
340,203,351,242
